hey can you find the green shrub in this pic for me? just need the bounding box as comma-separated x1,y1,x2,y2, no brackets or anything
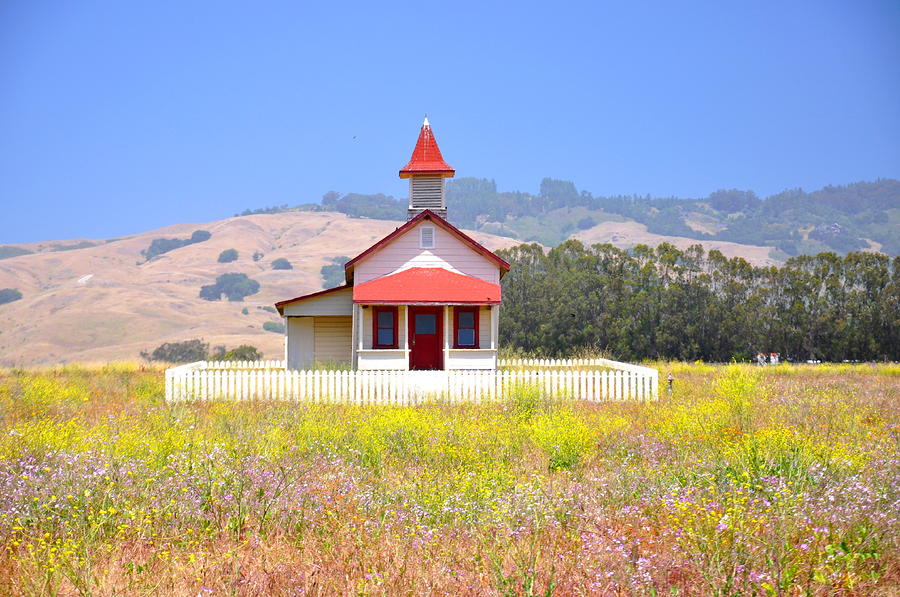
508,382,545,421
50,241,97,252
271,258,293,270
218,248,238,263
140,340,262,362
714,364,763,432
321,256,350,288
140,339,208,363
211,345,262,361
199,273,260,302
529,409,597,470
263,321,285,333
142,230,211,261
0,246,33,260
235,204,290,216
0,288,22,306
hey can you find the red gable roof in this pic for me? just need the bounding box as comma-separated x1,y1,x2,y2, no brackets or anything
399,118,455,178
343,210,510,284
353,267,501,304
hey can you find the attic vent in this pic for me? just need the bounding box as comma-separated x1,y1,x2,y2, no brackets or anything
419,226,435,249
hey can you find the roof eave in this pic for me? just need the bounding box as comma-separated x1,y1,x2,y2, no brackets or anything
275,284,352,315
343,210,510,277
353,300,502,305
398,169,456,179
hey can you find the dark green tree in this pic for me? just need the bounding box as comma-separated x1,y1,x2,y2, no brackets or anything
210,344,262,361
497,241,899,362
263,321,285,333
0,288,23,305
199,273,260,302
140,339,209,363
271,258,293,270
218,249,238,263
321,256,349,288
142,230,212,261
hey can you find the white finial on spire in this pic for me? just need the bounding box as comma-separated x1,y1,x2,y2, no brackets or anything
423,114,430,127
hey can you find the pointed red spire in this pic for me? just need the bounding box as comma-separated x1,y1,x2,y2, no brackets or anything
399,117,455,178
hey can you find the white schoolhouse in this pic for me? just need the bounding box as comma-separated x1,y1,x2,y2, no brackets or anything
275,118,509,370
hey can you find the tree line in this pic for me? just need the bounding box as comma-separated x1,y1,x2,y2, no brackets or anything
141,340,261,363
497,241,900,362
142,230,211,261
236,178,899,255
449,178,899,255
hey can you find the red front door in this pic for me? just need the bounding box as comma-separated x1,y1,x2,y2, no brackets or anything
408,307,443,370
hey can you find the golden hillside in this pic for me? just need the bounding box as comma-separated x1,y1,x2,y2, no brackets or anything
0,212,520,366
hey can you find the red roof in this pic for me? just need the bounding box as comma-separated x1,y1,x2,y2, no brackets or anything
399,118,455,178
344,210,510,283
353,267,501,304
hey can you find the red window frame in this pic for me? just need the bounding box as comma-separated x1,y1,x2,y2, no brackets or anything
453,307,480,349
372,306,399,349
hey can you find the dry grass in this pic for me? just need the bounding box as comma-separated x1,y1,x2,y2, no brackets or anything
0,211,521,367
571,220,781,266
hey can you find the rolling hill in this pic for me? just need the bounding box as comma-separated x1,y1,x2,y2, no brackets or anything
269,178,900,256
1,187,894,366
0,212,521,366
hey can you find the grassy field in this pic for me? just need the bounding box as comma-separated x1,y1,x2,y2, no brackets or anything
0,363,897,595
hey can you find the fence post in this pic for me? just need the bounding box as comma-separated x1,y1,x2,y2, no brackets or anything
165,368,173,402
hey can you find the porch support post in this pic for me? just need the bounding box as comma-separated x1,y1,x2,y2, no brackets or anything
283,316,289,365
443,306,450,368
350,306,358,370
491,305,499,350
400,305,409,369
357,304,365,351
491,305,499,369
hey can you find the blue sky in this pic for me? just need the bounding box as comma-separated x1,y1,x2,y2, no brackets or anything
2,0,898,243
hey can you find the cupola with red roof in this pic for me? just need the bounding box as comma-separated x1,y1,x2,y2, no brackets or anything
400,117,454,220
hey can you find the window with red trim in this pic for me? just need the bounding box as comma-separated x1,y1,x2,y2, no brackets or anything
372,306,398,348
453,307,479,348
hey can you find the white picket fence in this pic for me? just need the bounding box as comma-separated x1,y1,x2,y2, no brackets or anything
197,360,287,370
165,359,658,403
499,358,653,373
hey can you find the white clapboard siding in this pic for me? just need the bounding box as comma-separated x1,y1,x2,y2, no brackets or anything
281,286,353,316
165,358,658,403
352,220,501,285
314,316,353,363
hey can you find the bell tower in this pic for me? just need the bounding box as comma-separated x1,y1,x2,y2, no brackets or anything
399,117,455,220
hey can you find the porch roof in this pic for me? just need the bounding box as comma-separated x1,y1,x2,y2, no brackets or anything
353,267,501,305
